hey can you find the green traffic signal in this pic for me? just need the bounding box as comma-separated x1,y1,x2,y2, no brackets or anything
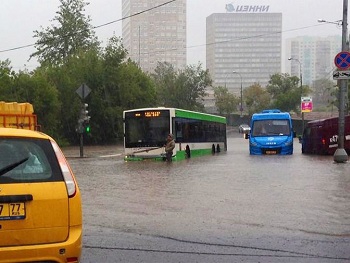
85,125,90,133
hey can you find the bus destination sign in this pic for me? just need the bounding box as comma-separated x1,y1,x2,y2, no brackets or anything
144,111,161,117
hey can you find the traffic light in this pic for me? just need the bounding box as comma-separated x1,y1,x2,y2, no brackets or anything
81,103,90,122
85,124,91,133
82,103,91,134
77,103,91,134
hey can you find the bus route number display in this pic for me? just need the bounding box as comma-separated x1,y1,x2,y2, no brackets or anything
144,111,161,117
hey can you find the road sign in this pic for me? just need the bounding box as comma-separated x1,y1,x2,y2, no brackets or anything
301,97,312,113
333,70,350,79
334,51,350,70
76,83,91,99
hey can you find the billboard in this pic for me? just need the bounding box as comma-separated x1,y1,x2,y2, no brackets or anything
225,3,270,13
301,97,313,113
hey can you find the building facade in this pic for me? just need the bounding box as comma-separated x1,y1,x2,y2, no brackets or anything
122,0,186,73
286,36,341,86
206,12,282,95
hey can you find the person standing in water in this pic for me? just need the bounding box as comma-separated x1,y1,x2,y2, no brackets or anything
165,133,175,162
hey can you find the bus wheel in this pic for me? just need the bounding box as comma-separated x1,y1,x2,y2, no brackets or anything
216,144,220,153
185,145,191,158
212,144,216,154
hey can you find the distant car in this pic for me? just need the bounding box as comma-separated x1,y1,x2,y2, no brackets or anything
0,128,82,263
238,124,251,133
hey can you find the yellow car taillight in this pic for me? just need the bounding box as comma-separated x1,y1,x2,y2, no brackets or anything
51,141,77,197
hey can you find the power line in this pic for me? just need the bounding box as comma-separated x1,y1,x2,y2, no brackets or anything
188,23,329,50
140,23,333,56
93,0,176,29
0,2,340,75
0,0,177,54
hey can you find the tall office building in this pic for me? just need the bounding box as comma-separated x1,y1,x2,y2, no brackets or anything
286,36,341,85
122,0,186,73
206,13,282,95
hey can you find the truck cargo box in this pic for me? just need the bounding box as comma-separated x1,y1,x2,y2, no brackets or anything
0,102,38,130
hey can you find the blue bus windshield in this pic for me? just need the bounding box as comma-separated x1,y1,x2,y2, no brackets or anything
252,119,290,137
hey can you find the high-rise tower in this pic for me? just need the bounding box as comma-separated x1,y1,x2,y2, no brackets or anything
122,0,186,73
206,12,282,95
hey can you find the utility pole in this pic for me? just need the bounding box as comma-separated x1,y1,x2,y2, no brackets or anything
334,0,349,163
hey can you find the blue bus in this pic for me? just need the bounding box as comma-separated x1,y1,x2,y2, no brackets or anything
245,109,295,155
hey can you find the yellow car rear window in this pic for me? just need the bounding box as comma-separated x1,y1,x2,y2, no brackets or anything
0,138,63,183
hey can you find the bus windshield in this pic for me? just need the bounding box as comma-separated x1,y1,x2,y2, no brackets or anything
124,110,170,148
252,120,290,137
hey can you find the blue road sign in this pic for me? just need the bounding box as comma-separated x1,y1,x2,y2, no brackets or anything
334,51,350,70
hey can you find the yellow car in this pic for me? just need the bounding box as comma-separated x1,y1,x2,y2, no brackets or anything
0,128,82,263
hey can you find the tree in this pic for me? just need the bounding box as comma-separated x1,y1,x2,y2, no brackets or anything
152,62,211,111
0,60,17,101
266,73,310,113
152,62,177,107
243,83,271,115
0,60,61,137
13,69,61,137
179,64,212,111
266,73,299,99
213,86,238,114
92,36,156,143
311,78,337,111
31,0,99,66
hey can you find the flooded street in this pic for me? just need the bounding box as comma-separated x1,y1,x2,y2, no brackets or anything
65,134,350,262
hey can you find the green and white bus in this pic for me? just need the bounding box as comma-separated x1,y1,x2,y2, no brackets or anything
123,107,227,161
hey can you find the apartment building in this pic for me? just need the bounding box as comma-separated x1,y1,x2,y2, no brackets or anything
122,0,186,73
286,35,341,85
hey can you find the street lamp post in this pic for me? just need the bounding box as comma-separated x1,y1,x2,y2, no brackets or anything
233,71,243,117
288,57,304,133
317,19,343,26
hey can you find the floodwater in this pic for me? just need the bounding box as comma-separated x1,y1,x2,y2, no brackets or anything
65,133,350,262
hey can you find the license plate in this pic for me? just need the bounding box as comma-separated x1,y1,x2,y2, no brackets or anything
0,203,26,220
265,150,277,155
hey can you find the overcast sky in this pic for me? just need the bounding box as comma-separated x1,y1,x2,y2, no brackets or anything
0,0,344,71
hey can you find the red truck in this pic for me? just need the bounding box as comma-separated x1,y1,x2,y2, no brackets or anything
301,115,350,155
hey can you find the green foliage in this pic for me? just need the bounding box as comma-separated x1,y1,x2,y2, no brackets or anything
0,60,17,101
266,73,311,113
266,73,299,99
243,83,271,115
312,78,338,110
152,62,177,107
213,86,238,114
14,69,61,136
0,61,60,137
31,0,99,65
0,1,158,145
152,62,211,111
117,61,157,109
